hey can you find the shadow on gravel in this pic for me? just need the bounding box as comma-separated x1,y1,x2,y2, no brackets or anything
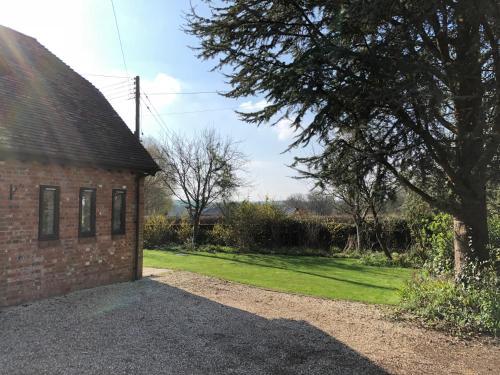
0,278,388,375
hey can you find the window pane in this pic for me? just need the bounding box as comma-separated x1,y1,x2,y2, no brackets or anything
41,188,56,236
112,191,125,233
80,190,93,234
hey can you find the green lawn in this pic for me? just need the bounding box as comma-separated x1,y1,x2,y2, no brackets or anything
144,249,414,305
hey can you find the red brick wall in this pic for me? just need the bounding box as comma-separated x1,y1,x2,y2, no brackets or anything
0,160,144,307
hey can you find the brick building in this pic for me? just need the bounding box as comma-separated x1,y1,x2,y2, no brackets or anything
0,26,159,307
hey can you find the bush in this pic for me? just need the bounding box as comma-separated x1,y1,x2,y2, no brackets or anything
176,218,194,245
144,216,194,248
144,215,174,248
488,214,500,249
379,218,412,251
358,252,394,267
399,264,499,337
420,213,454,275
210,223,234,246
228,201,287,249
353,251,421,268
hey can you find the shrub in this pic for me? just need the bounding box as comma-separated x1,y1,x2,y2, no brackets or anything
379,218,412,251
325,221,354,249
144,216,194,248
421,213,454,275
175,218,194,245
356,251,420,268
399,264,499,337
228,201,287,249
359,252,394,267
210,223,234,246
488,214,500,249
144,215,174,248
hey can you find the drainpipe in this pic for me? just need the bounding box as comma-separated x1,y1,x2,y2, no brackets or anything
133,174,142,281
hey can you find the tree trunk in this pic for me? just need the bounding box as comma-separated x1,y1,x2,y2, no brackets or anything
372,208,392,260
453,194,489,278
354,221,362,251
452,5,490,279
192,215,201,247
344,234,357,252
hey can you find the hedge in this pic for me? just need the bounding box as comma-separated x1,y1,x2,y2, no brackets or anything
144,214,412,253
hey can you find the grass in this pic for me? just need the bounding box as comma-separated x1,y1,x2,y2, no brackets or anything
144,248,414,305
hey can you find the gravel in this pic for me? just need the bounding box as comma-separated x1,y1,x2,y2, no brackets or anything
0,268,498,375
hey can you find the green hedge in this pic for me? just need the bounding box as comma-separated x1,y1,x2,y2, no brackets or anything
144,212,412,254
144,216,192,248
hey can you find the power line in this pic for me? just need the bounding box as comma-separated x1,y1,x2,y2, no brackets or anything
143,93,170,132
107,93,134,101
110,0,129,75
141,92,170,133
100,79,133,90
142,100,164,130
84,73,130,79
100,82,133,91
101,85,134,96
146,91,225,95
144,107,239,116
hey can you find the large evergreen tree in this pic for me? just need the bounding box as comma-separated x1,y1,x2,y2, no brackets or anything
187,0,499,276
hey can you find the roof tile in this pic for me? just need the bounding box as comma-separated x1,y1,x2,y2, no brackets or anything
0,25,159,174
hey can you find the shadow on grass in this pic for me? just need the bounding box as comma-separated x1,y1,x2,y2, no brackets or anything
0,278,389,374
189,252,399,292
240,253,407,277
159,246,408,277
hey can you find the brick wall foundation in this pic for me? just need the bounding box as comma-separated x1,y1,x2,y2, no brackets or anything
0,160,144,307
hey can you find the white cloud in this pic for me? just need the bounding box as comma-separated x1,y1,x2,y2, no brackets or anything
142,73,182,108
238,101,296,141
239,99,269,112
273,118,295,141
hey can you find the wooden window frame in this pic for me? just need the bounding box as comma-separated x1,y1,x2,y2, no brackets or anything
79,187,96,238
111,189,126,235
38,185,60,241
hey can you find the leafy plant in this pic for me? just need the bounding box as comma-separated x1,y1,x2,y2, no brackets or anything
421,213,454,275
400,263,499,337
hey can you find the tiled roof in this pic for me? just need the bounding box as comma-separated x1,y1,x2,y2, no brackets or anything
0,25,159,175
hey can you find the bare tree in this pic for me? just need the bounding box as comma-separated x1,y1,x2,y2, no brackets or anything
284,194,309,212
320,168,396,257
156,129,247,244
328,181,369,253
306,193,336,216
284,193,336,216
143,139,172,217
359,165,398,259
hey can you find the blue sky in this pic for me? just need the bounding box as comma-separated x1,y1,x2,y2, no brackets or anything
0,0,313,200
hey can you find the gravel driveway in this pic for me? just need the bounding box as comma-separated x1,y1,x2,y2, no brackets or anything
0,268,498,375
